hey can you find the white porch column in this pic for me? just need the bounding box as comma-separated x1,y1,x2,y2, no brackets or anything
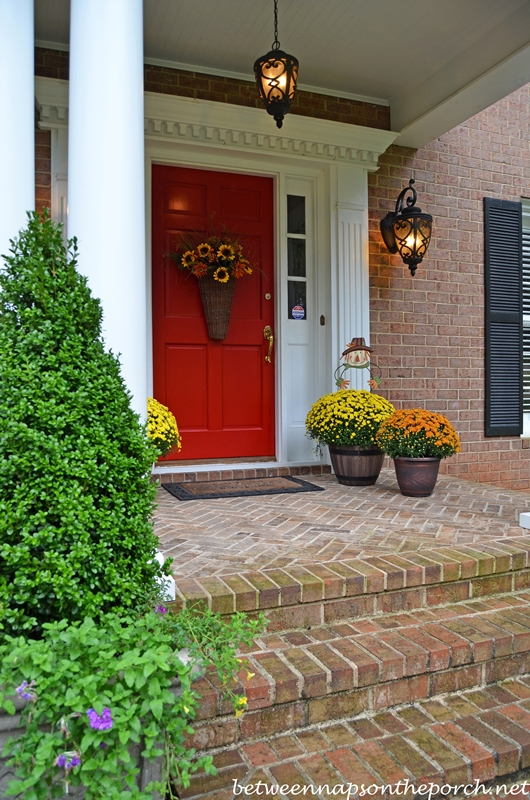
0,0,34,260
68,0,147,417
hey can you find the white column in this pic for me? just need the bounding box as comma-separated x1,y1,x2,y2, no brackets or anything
68,0,147,417
0,0,34,260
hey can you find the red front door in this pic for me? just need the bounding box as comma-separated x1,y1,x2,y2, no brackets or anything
152,165,275,460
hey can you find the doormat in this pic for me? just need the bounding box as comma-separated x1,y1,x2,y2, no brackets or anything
162,476,325,501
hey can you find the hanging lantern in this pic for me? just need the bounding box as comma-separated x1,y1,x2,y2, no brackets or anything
380,179,433,276
254,0,298,129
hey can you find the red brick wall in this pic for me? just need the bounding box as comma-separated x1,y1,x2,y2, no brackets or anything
144,64,390,129
35,126,51,214
368,85,530,490
34,47,390,130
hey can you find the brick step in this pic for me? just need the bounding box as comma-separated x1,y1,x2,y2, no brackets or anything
154,463,331,485
188,592,530,750
179,677,530,799
172,539,530,631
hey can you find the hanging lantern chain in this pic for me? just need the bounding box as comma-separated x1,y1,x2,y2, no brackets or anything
272,0,280,50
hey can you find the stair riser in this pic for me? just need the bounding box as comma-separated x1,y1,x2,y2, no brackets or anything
251,571,530,631
175,568,530,629
187,650,530,752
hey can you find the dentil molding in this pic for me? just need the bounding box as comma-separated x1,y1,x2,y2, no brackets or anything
35,77,397,169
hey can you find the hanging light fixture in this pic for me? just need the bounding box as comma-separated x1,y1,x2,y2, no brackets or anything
380,179,433,276
254,0,298,129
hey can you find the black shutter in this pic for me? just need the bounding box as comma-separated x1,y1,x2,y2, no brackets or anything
523,229,530,414
484,197,522,436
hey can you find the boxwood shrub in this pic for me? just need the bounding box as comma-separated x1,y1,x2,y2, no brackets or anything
0,213,162,635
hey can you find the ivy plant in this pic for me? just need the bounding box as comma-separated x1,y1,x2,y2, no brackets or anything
0,608,265,799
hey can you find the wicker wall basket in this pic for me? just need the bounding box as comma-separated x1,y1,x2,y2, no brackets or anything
198,275,236,340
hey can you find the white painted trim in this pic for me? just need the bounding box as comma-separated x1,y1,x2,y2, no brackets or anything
153,461,316,474
35,39,69,52
143,92,396,170
35,77,397,166
34,39,389,106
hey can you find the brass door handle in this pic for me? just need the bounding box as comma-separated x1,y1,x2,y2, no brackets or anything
263,325,274,362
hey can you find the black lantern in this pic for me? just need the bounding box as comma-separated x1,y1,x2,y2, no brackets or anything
380,179,433,276
254,0,298,129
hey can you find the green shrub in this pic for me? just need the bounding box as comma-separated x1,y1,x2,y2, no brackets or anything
0,213,161,635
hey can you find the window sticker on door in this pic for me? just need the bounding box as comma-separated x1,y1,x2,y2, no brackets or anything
292,305,305,320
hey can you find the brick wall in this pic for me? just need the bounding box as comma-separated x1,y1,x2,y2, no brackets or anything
34,47,390,130
35,126,51,214
144,64,390,130
368,85,530,490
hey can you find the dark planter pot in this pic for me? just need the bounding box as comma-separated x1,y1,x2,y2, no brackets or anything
328,445,384,486
393,457,441,497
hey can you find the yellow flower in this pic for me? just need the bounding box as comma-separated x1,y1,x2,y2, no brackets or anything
197,243,212,258
217,244,235,260
147,397,182,457
213,266,230,283
181,250,197,268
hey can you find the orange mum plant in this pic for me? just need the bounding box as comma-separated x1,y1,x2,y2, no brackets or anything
375,408,461,459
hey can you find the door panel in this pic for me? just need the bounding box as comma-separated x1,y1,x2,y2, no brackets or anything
152,165,275,459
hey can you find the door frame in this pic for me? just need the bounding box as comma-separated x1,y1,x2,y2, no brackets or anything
145,145,328,465
34,77,397,465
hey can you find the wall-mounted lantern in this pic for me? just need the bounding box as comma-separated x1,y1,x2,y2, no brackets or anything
254,0,298,129
380,179,433,276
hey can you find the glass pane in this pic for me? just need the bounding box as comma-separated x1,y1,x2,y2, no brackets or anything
288,281,307,320
287,195,305,234
288,238,306,277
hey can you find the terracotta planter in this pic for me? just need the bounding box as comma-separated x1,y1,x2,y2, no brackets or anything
198,275,236,340
393,457,441,497
328,445,384,486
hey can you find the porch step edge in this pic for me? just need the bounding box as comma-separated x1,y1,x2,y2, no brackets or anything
169,537,530,620
152,464,331,483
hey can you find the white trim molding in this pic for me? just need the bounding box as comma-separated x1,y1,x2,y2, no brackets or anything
35,77,396,168
143,92,396,170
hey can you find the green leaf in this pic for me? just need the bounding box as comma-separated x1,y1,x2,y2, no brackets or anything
150,698,163,720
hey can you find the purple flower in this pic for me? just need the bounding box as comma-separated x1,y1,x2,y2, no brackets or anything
55,752,81,770
86,707,113,731
155,605,167,614
16,680,36,701
99,742,108,750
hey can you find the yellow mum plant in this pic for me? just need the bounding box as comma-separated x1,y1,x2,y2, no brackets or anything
306,390,395,449
147,397,182,457
375,408,460,459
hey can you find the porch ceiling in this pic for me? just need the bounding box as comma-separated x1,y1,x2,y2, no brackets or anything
36,0,530,148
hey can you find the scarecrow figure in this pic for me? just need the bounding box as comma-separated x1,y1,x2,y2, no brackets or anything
334,337,382,391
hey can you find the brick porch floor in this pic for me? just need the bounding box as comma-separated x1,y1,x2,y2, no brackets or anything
155,469,530,579
154,469,530,799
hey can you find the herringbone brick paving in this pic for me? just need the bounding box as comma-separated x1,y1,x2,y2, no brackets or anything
155,470,530,579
